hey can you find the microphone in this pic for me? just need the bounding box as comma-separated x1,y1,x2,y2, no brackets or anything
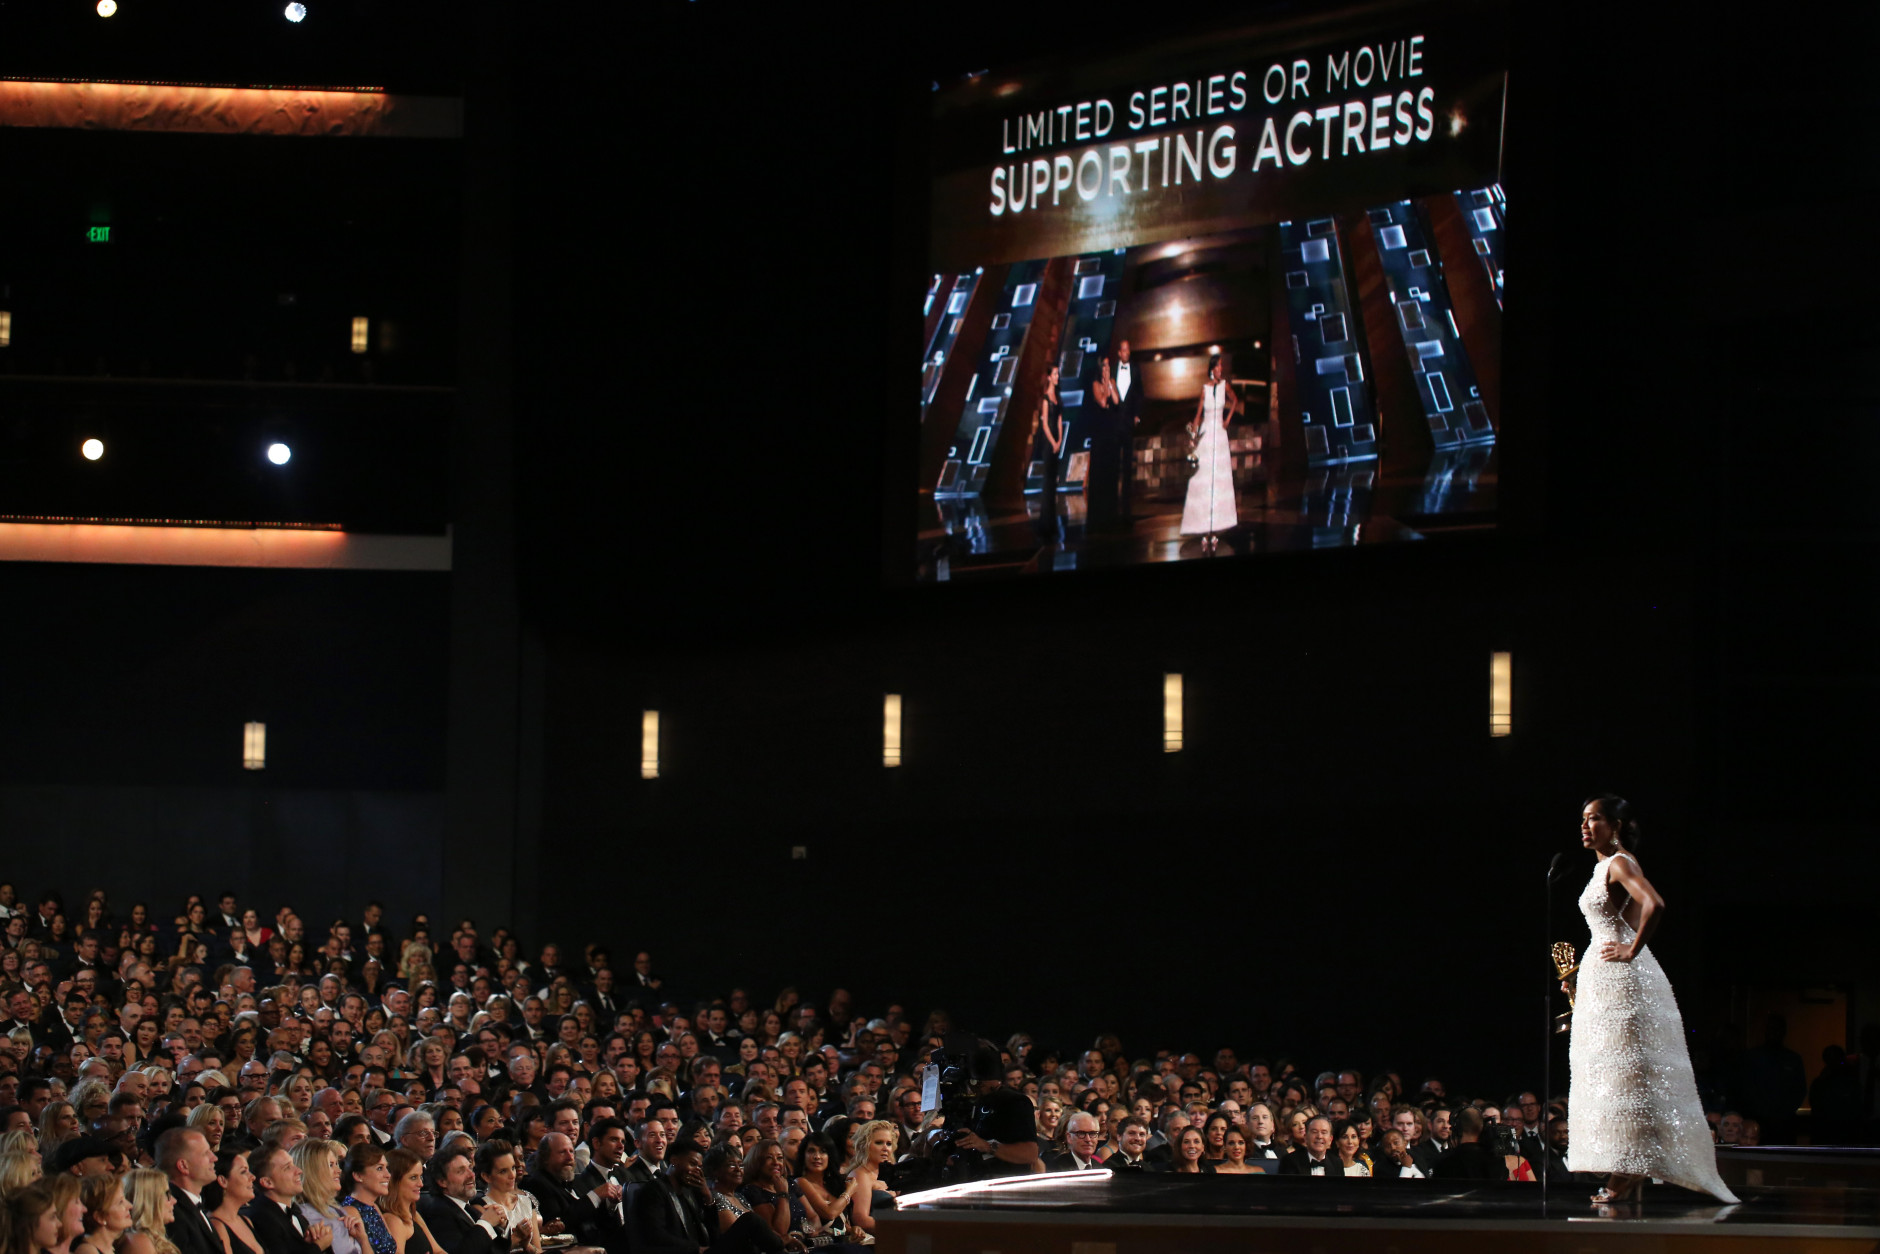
1547,851,1569,882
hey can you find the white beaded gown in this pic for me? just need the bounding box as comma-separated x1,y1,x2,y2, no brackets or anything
1566,851,1738,1201
1180,380,1237,536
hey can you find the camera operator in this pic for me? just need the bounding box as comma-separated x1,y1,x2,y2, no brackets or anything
950,1042,1039,1179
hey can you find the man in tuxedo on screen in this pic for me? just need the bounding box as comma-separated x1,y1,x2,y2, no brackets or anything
1111,339,1143,526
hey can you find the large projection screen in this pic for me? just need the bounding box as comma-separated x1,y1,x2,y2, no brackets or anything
915,0,1508,583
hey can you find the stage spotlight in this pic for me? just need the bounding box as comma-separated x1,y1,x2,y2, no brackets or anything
267,442,292,465
284,3,307,22
96,0,117,15
81,438,104,461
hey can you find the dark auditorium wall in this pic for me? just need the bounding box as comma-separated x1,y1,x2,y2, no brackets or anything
0,564,450,928
499,0,1880,1095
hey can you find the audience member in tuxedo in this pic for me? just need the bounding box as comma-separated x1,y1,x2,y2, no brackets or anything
1243,1104,1282,1167
1046,1112,1105,1171
1105,1119,1150,1173
158,1128,223,1254
622,1142,707,1254
518,1134,598,1247
569,1118,632,1251
1396,1108,1437,1175
1279,1117,1344,1176
1373,1129,1425,1179
1431,1107,1504,1181
240,1145,330,1254
1110,339,1144,523
414,1145,506,1254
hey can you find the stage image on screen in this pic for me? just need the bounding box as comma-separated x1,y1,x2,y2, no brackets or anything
915,0,1507,582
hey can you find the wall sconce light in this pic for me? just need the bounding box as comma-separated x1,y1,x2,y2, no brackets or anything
1490,651,1512,737
243,722,267,770
642,710,660,779
350,316,369,354
1164,673,1183,752
0,311,11,347
883,694,903,767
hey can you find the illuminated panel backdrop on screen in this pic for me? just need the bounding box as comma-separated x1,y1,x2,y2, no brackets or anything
913,0,1507,584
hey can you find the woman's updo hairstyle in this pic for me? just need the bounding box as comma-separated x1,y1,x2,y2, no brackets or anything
1585,794,1642,852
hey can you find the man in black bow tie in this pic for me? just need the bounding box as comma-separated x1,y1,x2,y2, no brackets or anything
157,1127,223,1254
417,1143,510,1254
243,1144,333,1254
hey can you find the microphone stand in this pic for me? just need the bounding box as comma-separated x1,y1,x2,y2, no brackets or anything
1543,849,1568,1216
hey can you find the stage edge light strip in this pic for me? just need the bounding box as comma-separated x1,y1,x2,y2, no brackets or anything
897,1168,1111,1208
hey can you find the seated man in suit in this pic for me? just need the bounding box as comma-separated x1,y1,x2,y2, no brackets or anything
1045,1113,1105,1172
623,1141,781,1254
1431,1106,1504,1180
156,1126,223,1254
522,1133,604,1248
242,1144,331,1254
569,1118,633,1253
1279,1117,1345,1176
1105,1118,1152,1173
417,1142,510,1254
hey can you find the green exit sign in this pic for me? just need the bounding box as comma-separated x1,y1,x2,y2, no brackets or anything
87,226,111,243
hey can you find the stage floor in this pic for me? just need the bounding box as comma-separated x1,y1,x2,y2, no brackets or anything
878,1155,1880,1254
916,447,1495,581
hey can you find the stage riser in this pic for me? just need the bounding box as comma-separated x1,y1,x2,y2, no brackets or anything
878,1218,1880,1254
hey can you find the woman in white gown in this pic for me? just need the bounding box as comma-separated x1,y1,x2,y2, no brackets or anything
1180,358,1239,552
1566,794,1738,1204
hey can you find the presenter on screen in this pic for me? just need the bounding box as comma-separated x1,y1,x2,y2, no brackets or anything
1111,340,1143,525
1035,364,1065,542
1179,356,1239,553
1085,356,1120,532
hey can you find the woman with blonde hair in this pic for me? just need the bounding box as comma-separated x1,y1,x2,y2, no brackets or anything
120,1169,179,1254
841,1119,898,1241
0,1149,43,1199
66,1081,111,1131
291,1141,364,1254
38,1102,80,1162
43,1174,88,1254
186,1105,225,1152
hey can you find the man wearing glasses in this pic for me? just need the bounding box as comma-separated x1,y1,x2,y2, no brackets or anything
1047,1113,1105,1172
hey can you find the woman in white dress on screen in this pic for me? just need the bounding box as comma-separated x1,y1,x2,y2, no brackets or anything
1566,794,1738,1205
1180,356,1240,552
